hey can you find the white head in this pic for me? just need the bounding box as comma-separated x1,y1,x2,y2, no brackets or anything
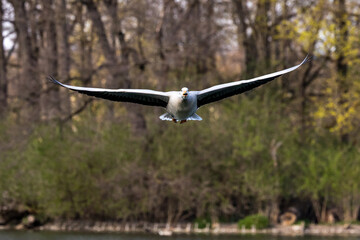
181,87,189,99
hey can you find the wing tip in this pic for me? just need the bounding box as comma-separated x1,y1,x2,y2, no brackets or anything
47,75,62,86
301,54,313,65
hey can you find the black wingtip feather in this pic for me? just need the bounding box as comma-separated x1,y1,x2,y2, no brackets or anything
304,54,313,64
47,75,59,85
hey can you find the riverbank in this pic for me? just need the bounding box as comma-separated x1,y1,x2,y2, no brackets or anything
2,221,360,237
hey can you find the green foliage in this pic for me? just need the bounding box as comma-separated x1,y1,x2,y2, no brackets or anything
0,118,139,220
1,84,360,224
237,214,269,230
230,90,290,210
193,217,211,229
291,134,360,223
294,220,310,227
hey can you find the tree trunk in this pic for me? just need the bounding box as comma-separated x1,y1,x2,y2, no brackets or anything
335,0,349,142
254,0,271,69
9,0,40,122
342,189,360,222
156,0,170,90
103,0,117,51
0,0,7,116
82,0,117,80
41,0,61,121
204,1,216,72
279,0,291,91
83,0,118,118
335,0,348,80
232,0,258,76
83,0,146,131
269,140,282,224
55,0,71,116
312,198,328,223
77,3,92,84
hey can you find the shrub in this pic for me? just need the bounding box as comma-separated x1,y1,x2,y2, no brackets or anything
194,217,211,229
294,220,310,227
237,214,269,230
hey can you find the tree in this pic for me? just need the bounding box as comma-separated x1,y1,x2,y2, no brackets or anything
0,0,7,116
40,0,62,121
9,0,41,122
55,0,71,116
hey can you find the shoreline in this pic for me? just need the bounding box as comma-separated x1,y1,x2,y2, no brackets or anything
1,221,360,236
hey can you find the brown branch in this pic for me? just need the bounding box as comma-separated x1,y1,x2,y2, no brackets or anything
303,55,331,88
3,30,16,38
61,98,93,124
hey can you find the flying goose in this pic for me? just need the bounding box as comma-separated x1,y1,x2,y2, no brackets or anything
49,56,310,123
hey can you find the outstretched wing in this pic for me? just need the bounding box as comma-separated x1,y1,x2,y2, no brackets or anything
196,56,310,107
48,76,169,108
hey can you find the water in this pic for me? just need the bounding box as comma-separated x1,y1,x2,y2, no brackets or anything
0,231,359,240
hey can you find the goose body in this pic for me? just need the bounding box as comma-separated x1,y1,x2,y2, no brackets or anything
49,56,310,123
163,91,198,121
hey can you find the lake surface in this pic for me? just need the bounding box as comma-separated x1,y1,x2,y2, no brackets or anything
0,231,359,240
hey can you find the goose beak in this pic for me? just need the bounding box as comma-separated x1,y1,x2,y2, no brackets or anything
181,87,189,98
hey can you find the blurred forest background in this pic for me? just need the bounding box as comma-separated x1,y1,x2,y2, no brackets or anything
0,0,360,226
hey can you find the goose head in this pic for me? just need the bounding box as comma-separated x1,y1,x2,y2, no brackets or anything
181,87,189,99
